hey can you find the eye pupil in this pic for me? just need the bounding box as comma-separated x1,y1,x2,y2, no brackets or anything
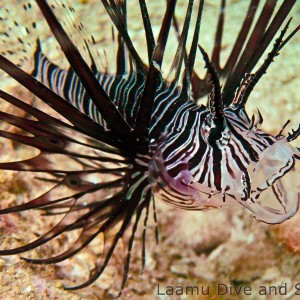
208,127,222,144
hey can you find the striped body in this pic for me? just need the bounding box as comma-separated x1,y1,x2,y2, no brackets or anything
35,47,299,224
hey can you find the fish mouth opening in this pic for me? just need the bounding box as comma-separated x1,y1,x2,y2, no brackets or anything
239,140,300,224
149,139,300,223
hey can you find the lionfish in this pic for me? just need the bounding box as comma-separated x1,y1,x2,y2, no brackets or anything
0,0,299,295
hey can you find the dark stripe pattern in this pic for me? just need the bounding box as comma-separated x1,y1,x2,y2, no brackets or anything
34,41,300,224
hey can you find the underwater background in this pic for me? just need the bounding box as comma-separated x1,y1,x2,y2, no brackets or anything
0,0,299,299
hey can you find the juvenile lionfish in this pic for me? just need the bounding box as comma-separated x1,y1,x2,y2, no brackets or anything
0,0,299,295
